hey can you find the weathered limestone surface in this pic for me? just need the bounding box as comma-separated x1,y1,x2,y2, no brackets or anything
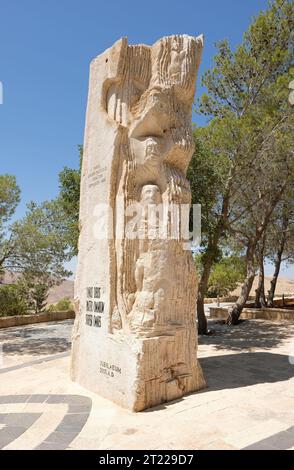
71,35,206,411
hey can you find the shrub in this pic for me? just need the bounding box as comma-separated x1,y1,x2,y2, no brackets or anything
0,284,28,317
16,274,51,314
30,282,49,313
47,297,73,312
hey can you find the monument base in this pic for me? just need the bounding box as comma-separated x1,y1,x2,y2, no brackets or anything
71,324,206,411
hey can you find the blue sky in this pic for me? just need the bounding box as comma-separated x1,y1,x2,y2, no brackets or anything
0,0,292,278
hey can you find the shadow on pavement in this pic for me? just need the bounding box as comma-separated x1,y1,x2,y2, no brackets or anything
0,320,73,356
200,351,293,391
243,425,294,450
2,338,71,355
199,319,294,351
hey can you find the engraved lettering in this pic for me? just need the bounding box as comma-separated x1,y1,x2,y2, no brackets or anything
86,300,93,312
94,315,101,327
86,314,93,326
87,287,93,298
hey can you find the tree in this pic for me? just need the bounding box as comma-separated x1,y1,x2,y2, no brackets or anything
188,135,227,333
193,0,294,331
0,174,20,223
266,196,294,306
225,93,293,324
57,145,82,256
207,255,246,299
16,273,53,313
254,233,267,308
31,283,48,313
5,199,72,281
0,173,74,313
1,174,71,281
0,149,81,313
0,174,21,273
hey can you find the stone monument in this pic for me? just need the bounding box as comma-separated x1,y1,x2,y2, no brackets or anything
71,35,206,411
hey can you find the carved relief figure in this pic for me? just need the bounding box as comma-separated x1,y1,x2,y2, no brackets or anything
103,35,203,337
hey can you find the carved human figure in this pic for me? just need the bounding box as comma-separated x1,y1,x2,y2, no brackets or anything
108,35,202,335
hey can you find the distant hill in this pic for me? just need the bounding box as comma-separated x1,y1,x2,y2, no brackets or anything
47,274,294,303
232,275,294,297
1,271,74,306
47,279,74,304
1,271,19,284
1,271,293,306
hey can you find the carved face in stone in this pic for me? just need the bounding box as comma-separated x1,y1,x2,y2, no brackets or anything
140,184,162,206
129,87,174,193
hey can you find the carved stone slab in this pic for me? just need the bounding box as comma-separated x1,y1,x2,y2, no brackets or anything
71,35,206,411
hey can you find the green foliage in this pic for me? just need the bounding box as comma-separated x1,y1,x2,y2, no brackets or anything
0,174,21,274
30,283,49,313
198,0,294,118
0,159,77,317
208,256,247,297
1,147,81,283
266,196,294,264
192,0,294,287
0,274,53,316
188,132,230,241
0,146,80,320
0,284,28,317
0,174,21,225
23,276,50,313
57,145,82,256
10,199,71,280
47,297,73,312
190,1,294,328
14,273,53,314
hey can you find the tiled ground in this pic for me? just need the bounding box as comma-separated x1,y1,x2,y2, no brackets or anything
0,318,293,450
0,394,91,449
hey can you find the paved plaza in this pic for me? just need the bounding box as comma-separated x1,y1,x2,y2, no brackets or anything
0,319,293,450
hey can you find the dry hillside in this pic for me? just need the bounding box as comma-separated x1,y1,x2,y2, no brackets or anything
1,272,293,305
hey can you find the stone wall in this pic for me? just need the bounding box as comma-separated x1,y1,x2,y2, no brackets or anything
0,310,75,329
204,295,257,304
209,307,294,321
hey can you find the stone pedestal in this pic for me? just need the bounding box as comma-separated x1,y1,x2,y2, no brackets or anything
71,35,206,411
